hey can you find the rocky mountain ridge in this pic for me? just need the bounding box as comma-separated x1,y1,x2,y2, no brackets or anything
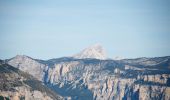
6,55,170,100
1,44,170,100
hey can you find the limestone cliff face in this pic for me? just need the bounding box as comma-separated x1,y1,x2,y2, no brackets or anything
47,61,81,84
7,56,170,100
87,77,170,100
44,58,170,100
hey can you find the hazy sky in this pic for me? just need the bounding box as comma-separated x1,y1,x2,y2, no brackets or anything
0,0,170,59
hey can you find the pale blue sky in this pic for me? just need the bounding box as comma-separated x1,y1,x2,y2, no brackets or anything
0,0,170,59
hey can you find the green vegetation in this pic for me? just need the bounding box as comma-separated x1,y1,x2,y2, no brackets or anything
0,96,10,100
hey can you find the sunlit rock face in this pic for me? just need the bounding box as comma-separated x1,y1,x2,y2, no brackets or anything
42,57,170,100
7,55,47,81
7,55,170,100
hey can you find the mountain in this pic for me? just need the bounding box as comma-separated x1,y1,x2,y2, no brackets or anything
6,55,170,100
0,60,63,100
73,44,106,60
7,55,47,81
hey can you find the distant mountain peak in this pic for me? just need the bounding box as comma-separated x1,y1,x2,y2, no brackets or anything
11,55,33,60
14,54,28,58
73,44,107,60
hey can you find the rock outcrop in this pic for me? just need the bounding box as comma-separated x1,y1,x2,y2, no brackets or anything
0,62,63,100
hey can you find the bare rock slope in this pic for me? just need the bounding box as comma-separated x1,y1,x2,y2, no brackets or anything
0,60,63,100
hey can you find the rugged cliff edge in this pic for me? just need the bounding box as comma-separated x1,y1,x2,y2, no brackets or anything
7,55,170,100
